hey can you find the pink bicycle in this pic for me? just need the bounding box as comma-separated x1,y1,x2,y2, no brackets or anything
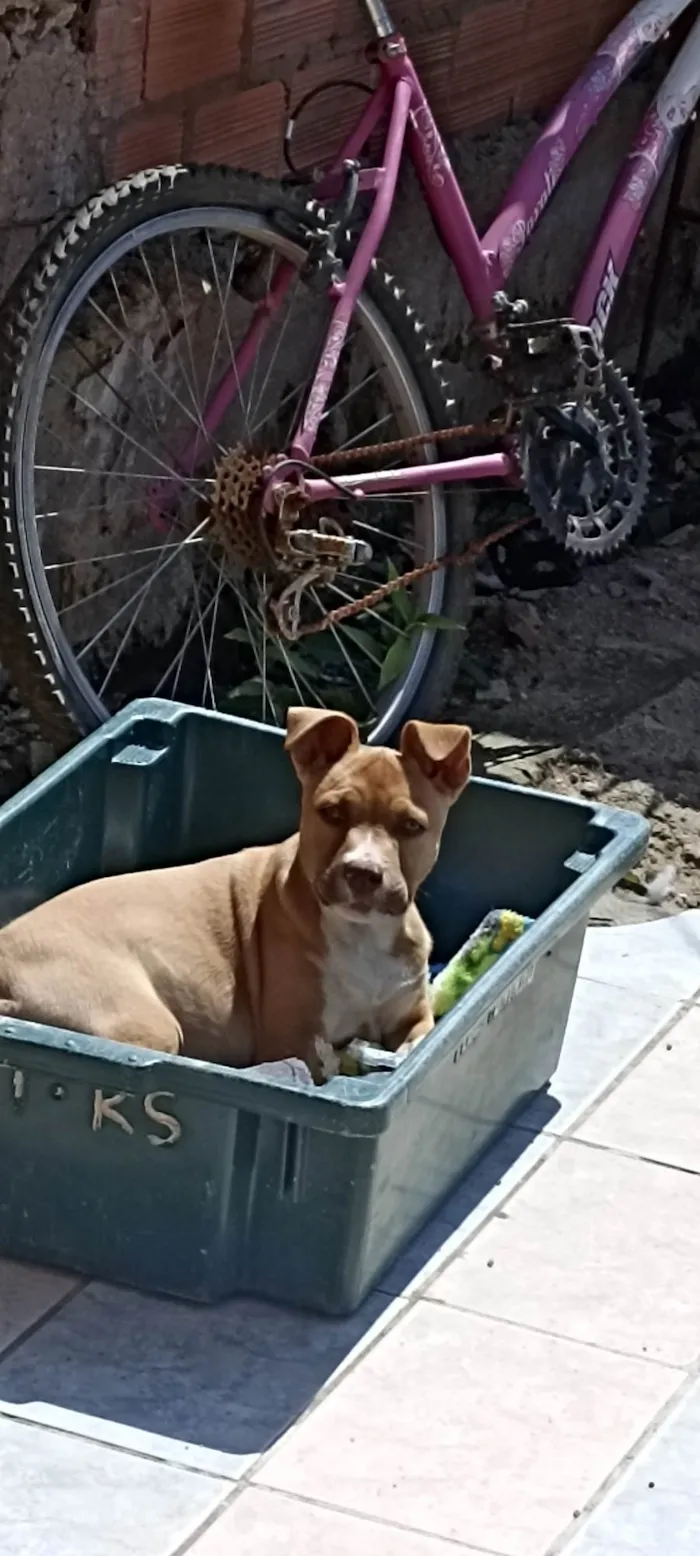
0,0,696,748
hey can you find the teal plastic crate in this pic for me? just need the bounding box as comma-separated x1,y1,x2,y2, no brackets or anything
0,701,648,1313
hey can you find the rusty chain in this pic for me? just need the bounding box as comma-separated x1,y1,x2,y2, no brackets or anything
309,414,511,468
287,413,531,638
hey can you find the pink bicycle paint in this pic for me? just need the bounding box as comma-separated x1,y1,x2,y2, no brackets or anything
301,449,515,502
574,10,700,330
483,0,688,288
398,55,495,323
291,73,413,460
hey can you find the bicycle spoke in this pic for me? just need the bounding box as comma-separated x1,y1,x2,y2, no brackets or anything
46,535,207,570
138,243,203,427
335,411,393,453
205,231,253,443
202,568,224,709
150,588,218,700
185,560,218,709
199,237,240,435
106,269,158,436
48,370,210,494
77,514,211,663
58,557,161,618
320,367,381,426
35,462,206,487
169,236,208,437
250,272,301,431
244,247,276,426
336,621,383,669
327,580,409,637
351,516,424,550
63,325,208,478
310,586,372,708
232,580,281,724
86,291,226,455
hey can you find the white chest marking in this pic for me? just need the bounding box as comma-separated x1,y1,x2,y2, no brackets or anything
318,908,423,1046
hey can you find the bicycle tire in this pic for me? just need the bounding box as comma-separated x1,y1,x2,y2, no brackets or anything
0,164,474,750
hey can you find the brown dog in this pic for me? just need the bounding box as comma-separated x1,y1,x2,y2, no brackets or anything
0,709,471,1074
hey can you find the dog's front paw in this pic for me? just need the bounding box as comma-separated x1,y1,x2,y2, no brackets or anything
310,1034,340,1084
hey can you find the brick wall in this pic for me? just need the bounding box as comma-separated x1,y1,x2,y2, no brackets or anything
106,0,632,182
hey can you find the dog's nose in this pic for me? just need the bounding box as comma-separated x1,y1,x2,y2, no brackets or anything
343,860,383,895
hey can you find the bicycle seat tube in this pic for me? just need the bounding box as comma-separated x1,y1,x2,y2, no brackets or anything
363,0,396,38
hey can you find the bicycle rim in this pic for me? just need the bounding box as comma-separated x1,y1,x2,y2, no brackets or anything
11,205,450,745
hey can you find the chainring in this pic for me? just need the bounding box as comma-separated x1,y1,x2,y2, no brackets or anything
519,361,650,559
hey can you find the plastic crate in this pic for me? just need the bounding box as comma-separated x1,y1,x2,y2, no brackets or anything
0,701,648,1313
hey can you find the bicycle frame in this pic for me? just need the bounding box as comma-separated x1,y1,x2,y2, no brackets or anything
179,0,700,510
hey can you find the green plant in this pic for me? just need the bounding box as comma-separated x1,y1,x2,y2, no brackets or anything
376,561,461,690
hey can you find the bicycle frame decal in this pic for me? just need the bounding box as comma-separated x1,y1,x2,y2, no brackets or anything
483,0,690,285
590,254,621,350
574,11,700,324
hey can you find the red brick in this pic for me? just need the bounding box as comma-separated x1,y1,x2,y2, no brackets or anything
189,80,285,174
589,0,634,45
331,0,375,47
408,27,456,106
146,0,244,102
93,0,148,113
112,105,184,177
289,51,376,170
445,0,526,132
251,0,332,80
514,2,592,114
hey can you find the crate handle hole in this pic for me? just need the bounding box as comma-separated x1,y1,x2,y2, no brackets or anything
281,1123,302,1199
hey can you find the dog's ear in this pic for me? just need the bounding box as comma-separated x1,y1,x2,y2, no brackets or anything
285,707,359,780
401,720,472,799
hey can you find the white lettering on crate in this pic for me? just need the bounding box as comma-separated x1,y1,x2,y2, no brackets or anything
143,1092,182,1148
0,1063,182,1146
450,962,538,1066
92,1089,182,1147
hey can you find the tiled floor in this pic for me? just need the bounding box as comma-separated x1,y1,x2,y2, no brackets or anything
1,909,699,1556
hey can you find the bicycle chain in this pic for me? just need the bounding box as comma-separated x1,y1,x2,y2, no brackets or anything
292,412,530,638
310,414,511,468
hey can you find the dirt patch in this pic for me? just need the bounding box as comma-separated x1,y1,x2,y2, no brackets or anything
451,521,700,915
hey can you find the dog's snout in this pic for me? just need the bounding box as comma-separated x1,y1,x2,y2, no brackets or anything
342,859,384,895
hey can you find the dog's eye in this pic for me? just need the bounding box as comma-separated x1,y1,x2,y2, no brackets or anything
398,815,427,838
318,803,346,827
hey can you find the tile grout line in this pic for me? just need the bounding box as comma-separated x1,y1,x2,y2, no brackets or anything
0,1275,88,1367
3,972,699,1552
543,1358,700,1556
375,987,695,1304
0,1401,235,1483
3,977,683,1507
421,1294,691,1371
516,983,700,1143
170,1479,513,1556
167,969,700,1551
210,982,700,1539
562,1132,700,1178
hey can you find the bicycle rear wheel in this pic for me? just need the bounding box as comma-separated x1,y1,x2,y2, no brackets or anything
0,165,473,748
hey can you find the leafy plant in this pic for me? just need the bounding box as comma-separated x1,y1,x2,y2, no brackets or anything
222,558,460,712
377,561,461,691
